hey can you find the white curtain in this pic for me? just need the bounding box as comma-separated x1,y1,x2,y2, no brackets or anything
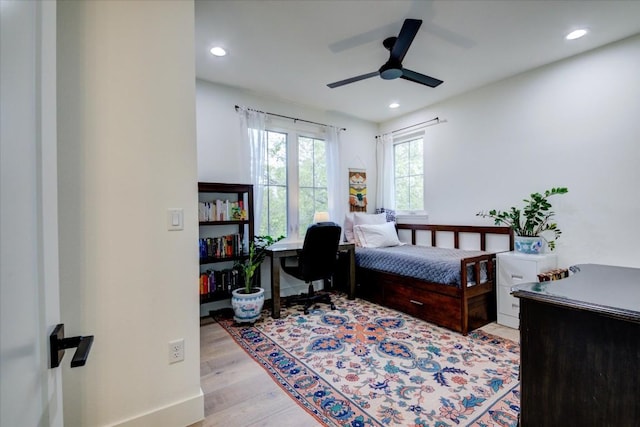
325,125,342,224
237,107,267,232
376,132,394,210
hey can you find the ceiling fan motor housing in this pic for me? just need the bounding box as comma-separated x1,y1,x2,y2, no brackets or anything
380,59,403,80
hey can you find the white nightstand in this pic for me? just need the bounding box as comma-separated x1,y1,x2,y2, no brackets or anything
496,251,557,329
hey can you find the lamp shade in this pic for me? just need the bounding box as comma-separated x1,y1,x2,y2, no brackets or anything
313,211,330,223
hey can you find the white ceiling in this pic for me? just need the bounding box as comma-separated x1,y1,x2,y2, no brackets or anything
195,0,640,123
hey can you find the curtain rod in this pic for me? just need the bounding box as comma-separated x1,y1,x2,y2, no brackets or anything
375,116,441,138
235,105,346,131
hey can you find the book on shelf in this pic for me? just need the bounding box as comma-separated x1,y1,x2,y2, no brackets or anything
198,200,248,222
215,200,223,221
199,266,244,302
198,202,207,222
199,233,245,260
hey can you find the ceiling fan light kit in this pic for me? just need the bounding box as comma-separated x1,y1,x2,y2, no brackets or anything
327,19,443,89
380,58,403,80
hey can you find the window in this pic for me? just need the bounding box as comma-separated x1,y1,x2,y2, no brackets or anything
298,136,328,235
393,136,424,211
259,129,328,239
260,130,287,237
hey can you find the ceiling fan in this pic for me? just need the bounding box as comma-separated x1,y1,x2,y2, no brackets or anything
327,19,443,89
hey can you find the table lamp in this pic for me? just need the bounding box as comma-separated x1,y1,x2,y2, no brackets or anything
313,211,330,223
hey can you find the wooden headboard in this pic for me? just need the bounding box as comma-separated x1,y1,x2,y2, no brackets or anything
395,223,514,251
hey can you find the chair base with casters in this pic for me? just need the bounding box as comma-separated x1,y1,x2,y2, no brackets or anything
280,222,342,314
285,280,337,314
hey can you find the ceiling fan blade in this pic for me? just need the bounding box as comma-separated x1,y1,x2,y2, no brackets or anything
401,69,443,88
327,71,379,88
329,22,400,53
391,19,422,62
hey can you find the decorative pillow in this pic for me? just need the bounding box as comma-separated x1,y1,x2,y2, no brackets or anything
353,221,402,248
343,213,355,243
375,208,397,223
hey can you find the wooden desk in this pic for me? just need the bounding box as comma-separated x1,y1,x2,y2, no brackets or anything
512,264,640,426
266,242,356,319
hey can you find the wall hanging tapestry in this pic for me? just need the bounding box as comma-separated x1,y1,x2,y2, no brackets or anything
349,169,367,212
217,294,520,426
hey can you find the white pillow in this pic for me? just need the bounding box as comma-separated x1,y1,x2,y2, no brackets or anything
344,212,387,243
353,212,387,226
353,222,402,248
343,213,355,243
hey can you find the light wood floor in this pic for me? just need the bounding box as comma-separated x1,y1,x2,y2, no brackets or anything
193,312,520,427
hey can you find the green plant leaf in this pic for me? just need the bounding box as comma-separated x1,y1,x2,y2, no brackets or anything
476,187,568,251
236,234,285,293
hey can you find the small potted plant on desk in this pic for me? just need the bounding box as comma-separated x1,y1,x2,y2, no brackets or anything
232,235,284,323
477,187,568,254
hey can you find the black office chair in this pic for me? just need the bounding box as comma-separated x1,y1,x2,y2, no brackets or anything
281,222,342,314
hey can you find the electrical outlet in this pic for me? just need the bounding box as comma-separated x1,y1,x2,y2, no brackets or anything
168,339,184,364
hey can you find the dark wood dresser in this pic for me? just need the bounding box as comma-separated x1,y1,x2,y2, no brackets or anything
512,264,640,426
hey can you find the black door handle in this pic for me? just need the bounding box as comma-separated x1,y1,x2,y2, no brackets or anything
49,323,94,368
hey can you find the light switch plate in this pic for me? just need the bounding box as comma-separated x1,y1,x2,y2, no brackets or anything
167,208,183,231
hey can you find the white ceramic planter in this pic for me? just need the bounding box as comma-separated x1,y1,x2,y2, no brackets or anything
231,287,265,323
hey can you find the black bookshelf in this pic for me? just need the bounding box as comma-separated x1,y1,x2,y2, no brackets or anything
198,182,254,303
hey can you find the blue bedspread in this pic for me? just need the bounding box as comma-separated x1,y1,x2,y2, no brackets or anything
355,245,488,287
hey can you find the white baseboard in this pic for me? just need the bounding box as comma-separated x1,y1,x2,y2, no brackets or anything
112,389,204,427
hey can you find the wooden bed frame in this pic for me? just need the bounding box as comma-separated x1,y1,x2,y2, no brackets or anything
356,224,514,335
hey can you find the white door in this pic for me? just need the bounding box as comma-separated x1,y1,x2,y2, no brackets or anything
1,1,64,426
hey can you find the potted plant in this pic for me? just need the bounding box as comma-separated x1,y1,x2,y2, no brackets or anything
231,235,284,323
477,187,568,253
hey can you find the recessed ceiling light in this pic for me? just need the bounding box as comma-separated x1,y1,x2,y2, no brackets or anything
389,102,400,109
566,29,588,40
210,46,227,57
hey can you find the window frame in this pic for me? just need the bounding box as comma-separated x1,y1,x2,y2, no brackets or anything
392,132,425,214
259,124,328,240
259,129,289,238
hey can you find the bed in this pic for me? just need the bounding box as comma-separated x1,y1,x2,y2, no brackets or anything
355,223,514,335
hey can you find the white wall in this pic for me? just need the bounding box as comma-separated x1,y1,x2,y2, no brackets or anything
380,34,640,269
196,79,377,186
57,1,203,426
196,80,377,310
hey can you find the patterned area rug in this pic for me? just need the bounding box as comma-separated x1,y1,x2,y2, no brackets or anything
217,294,520,426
